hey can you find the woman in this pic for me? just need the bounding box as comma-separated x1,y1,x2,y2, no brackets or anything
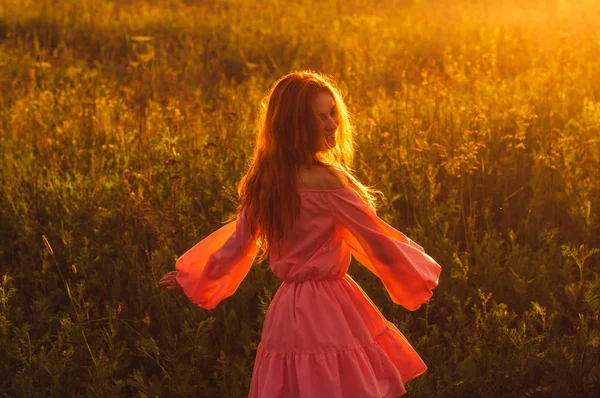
159,71,442,397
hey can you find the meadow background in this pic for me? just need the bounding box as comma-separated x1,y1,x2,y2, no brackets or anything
1,0,599,396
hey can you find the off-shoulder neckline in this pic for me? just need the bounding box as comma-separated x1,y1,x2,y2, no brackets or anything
296,187,350,193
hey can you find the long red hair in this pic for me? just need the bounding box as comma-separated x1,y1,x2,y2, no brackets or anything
228,70,382,264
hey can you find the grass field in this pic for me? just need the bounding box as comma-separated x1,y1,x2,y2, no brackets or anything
1,0,599,396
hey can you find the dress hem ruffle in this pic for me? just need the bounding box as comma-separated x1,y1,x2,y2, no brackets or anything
249,326,427,398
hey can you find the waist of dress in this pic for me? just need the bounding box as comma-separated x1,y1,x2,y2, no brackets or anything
283,277,345,284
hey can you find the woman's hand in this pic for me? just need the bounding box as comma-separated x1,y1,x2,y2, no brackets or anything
159,270,183,291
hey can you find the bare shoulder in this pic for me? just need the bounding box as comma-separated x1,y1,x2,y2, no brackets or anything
296,164,348,190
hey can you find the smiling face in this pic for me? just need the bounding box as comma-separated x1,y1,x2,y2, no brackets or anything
312,90,339,151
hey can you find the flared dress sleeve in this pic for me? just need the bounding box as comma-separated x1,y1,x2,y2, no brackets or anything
329,189,441,311
175,206,259,310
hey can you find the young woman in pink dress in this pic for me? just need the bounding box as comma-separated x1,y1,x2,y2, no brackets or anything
159,71,442,397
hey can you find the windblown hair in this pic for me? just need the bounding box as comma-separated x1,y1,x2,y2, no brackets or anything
229,70,382,264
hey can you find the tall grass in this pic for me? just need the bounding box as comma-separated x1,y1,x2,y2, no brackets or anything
0,0,599,396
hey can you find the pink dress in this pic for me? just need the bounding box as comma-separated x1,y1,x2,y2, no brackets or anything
175,187,442,398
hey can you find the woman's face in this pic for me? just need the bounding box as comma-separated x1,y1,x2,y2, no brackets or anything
312,91,339,151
